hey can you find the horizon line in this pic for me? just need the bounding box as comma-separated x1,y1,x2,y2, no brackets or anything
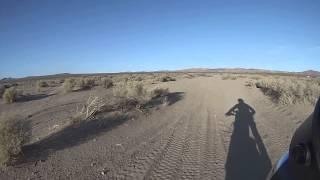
1,67,319,80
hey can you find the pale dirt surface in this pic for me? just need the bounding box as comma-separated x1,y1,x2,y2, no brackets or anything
0,76,314,180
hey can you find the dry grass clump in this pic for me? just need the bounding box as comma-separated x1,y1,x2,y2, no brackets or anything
37,80,48,88
150,87,169,98
113,82,129,97
135,76,143,81
256,78,320,105
113,81,170,110
113,82,148,100
78,78,95,90
159,75,176,82
0,115,27,166
36,80,48,92
2,87,18,104
47,79,62,87
129,75,144,82
71,96,105,124
71,82,171,124
183,73,194,79
127,83,148,99
101,77,113,88
62,78,76,93
245,80,255,87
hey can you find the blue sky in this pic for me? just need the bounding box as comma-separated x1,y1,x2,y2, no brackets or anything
0,0,319,78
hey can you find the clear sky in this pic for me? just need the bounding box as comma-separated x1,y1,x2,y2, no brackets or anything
0,0,319,78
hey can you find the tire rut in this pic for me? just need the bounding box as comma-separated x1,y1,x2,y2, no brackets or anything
114,113,188,179
147,104,201,180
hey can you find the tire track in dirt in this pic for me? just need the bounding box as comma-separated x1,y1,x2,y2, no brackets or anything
210,109,227,180
146,104,201,180
174,106,202,179
199,108,216,179
114,112,188,179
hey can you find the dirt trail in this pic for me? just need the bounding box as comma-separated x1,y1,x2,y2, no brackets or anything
1,76,313,180
112,77,312,180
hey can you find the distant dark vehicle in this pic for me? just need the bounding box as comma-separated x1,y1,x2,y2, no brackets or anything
269,97,320,179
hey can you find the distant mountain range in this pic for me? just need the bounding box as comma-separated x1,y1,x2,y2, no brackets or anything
1,68,319,83
299,70,320,77
178,68,285,73
179,68,320,77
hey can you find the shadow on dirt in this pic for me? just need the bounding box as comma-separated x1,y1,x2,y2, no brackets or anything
166,92,184,105
17,94,55,102
225,98,272,180
144,92,184,108
20,92,185,164
21,114,130,164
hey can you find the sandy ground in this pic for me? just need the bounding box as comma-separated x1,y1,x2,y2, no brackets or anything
0,76,314,180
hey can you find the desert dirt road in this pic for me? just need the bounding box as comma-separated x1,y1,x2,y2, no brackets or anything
1,76,313,180
111,77,312,180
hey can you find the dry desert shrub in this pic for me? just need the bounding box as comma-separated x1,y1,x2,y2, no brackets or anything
101,77,113,88
0,115,27,166
128,75,144,82
159,75,176,82
127,83,148,99
113,81,170,110
36,80,48,92
150,87,169,98
77,77,95,90
113,82,148,101
245,80,255,87
71,96,105,124
112,81,139,111
3,87,18,104
113,82,129,97
62,78,76,93
183,73,194,79
256,78,320,105
135,76,143,81
37,80,48,88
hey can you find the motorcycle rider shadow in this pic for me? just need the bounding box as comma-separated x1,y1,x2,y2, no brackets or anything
225,98,272,180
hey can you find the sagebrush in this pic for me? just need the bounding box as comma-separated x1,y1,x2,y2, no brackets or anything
71,96,105,124
150,87,169,98
101,77,113,88
256,78,320,104
113,81,170,110
37,80,48,88
0,116,27,166
159,76,176,82
62,78,76,93
78,78,95,90
3,87,18,104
